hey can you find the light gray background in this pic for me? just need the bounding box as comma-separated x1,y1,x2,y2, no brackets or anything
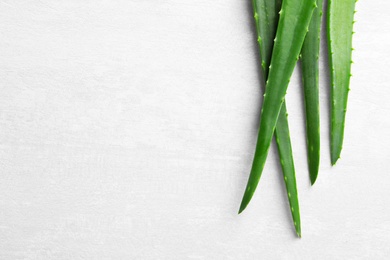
1,0,389,259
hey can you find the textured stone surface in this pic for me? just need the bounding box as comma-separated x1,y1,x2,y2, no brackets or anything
0,0,389,259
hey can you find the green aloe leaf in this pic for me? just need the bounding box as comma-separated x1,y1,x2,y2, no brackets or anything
301,0,324,184
327,0,356,165
249,0,301,237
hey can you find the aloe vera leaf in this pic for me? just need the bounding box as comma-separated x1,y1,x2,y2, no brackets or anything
301,0,323,184
251,0,301,236
239,0,316,214
327,0,356,165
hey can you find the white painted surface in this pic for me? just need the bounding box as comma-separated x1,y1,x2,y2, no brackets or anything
1,0,389,259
